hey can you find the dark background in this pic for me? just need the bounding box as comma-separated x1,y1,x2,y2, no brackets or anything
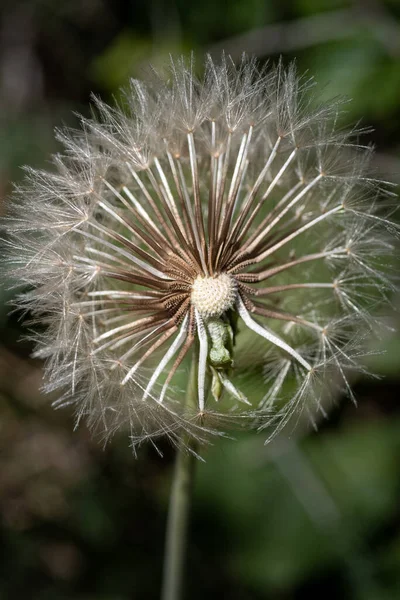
1,1,400,598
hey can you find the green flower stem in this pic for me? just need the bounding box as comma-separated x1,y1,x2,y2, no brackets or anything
161,346,200,600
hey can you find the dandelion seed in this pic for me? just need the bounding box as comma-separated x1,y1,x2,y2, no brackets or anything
2,54,397,452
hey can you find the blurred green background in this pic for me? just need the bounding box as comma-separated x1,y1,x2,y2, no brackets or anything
1,1,400,598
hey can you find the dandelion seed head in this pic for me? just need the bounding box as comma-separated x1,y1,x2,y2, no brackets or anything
1,53,397,453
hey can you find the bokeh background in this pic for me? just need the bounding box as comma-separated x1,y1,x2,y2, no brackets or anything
1,1,400,598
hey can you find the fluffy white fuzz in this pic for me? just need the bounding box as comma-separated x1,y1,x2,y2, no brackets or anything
1,54,397,453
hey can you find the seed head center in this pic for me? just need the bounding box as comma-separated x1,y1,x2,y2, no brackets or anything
191,273,237,318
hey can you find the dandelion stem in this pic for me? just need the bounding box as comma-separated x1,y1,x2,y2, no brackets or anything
161,344,200,600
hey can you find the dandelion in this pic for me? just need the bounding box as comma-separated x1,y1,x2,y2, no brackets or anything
2,53,397,600
2,55,397,452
